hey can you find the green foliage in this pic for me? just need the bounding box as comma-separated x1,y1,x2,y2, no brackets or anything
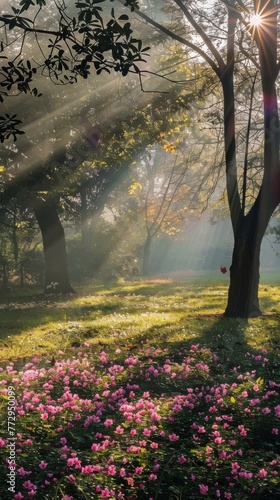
0,115,25,143
0,0,149,139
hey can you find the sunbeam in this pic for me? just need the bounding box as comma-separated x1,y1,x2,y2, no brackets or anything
250,13,263,27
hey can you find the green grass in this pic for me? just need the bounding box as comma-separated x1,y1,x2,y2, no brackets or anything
0,279,279,499
0,278,280,363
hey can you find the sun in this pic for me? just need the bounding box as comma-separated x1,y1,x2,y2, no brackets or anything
250,13,263,27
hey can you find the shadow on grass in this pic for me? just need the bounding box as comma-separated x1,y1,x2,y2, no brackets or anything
1,279,280,368
133,312,280,395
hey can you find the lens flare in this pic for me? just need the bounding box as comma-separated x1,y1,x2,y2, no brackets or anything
250,13,262,27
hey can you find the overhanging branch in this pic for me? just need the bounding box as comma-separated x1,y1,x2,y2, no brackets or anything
117,0,221,77
173,0,225,71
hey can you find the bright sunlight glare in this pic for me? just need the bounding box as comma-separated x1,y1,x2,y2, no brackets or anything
250,13,262,27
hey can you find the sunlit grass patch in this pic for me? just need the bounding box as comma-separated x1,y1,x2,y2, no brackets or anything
0,280,280,361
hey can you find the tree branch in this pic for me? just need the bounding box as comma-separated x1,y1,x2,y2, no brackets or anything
117,0,221,77
172,0,225,71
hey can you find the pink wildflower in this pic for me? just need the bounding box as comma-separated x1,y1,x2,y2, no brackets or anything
119,468,126,477
262,407,271,415
238,424,247,436
150,442,158,449
107,464,117,476
126,477,134,486
199,484,209,495
23,480,36,490
149,474,157,481
38,460,48,470
169,433,179,441
231,462,240,473
101,489,111,498
104,419,114,427
143,428,151,437
274,405,280,417
0,438,6,447
24,439,33,445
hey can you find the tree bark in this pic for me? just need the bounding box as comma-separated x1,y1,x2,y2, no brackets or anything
226,240,260,318
223,1,280,317
80,181,90,258
33,199,75,294
2,263,8,290
142,233,152,275
225,203,263,317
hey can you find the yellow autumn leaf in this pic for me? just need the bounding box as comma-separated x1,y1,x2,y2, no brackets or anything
128,181,142,195
163,143,176,153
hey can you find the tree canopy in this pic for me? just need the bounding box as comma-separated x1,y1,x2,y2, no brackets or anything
0,0,148,141
2,0,280,318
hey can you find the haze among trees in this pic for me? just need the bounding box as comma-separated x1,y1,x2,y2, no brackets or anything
1,0,280,318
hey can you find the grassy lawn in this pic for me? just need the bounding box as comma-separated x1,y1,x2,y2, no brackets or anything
0,278,279,499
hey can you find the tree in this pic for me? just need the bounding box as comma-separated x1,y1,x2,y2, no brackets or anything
0,0,150,291
32,196,75,293
0,0,149,140
129,130,217,275
0,200,44,288
126,0,280,317
1,0,216,292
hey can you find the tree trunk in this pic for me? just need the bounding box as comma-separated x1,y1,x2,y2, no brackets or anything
33,199,75,294
222,2,280,318
2,263,8,290
142,234,152,275
80,182,90,258
225,210,262,317
226,241,260,318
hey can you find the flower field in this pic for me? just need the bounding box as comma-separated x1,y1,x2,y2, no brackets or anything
0,280,279,499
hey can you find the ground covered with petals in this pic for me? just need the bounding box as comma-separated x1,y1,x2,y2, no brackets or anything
0,280,280,499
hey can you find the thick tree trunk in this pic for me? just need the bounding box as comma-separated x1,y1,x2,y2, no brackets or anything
142,234,152,275
225,220,261,318
221,2,280,318
226,242,260,318
33,199,75,294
